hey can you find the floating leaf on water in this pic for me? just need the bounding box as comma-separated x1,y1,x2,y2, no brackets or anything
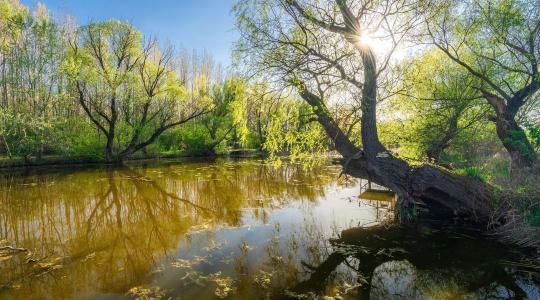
126,286,165,300
83,252,96,261
180,271,206,287
205,272,236,299
203,239,225,252
171,258,193,269
172,256,208,269
284,290,316,299
240,241,252,253
0,254,13,262
254,270,273,289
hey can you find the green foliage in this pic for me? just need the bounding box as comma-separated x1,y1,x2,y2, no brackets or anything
199,77,249,152
0,0,68,159
525,123,540,151
0,111,50,157
56,119,105,158
176,123,226,156
264,100,329,167
455,167,488,182
385,50,488,164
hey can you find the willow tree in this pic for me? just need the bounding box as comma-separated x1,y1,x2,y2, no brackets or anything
198,77,249,154
235,0,497,222
244,83,286,149
394,51,489,164
65,21,210,162
425,0,539,168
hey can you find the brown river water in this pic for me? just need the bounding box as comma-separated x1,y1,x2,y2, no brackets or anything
0,159,538,299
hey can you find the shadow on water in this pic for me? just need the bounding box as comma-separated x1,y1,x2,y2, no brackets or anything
286,225,540,299
0,159,538,299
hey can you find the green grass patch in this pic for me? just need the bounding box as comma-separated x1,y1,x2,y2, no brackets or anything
455,167,488,182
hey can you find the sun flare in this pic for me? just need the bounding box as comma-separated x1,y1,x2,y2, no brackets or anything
359,31,374,47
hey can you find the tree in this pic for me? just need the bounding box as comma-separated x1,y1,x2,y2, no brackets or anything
393,51,489,164
198,77,248,155
425,0,539,168
235,0,497,223
65,21,210,162
244,82,286,150
0,1,67,159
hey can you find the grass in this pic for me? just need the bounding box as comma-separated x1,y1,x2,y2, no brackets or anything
455,166,488,182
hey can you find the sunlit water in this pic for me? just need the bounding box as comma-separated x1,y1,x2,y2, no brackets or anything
0,159,538,300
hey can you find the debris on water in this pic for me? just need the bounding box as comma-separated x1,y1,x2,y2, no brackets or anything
254,270,274,289
171,256,208,269
204,272,235,298
126,286,165,300
0,245,28,262
202,239,225,252
240,241,252,253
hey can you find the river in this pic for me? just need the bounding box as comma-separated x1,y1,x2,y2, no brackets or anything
0,159,538,299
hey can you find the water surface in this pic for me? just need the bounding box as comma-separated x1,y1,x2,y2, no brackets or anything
0,159,538,299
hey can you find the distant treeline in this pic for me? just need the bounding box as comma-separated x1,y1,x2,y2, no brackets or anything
0,0,328,163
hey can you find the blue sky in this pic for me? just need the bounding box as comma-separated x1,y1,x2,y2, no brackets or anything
21,0,239,67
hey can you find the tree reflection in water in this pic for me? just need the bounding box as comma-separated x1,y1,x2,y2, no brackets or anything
287,225,540,299
0,160,355,299
0,159,538,299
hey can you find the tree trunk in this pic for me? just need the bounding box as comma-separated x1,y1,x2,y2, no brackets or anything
36,147,43,160
105,135,115,163
359,49,385,157
426,146,443,163
313,7,497,223
2,135,12,159
482,91,537,168
495,113,536,168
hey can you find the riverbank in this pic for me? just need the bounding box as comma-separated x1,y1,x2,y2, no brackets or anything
0,149,264,170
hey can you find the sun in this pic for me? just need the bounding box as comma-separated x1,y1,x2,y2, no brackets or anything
358,31,374,47
355,28,408,61
357,29,386,53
